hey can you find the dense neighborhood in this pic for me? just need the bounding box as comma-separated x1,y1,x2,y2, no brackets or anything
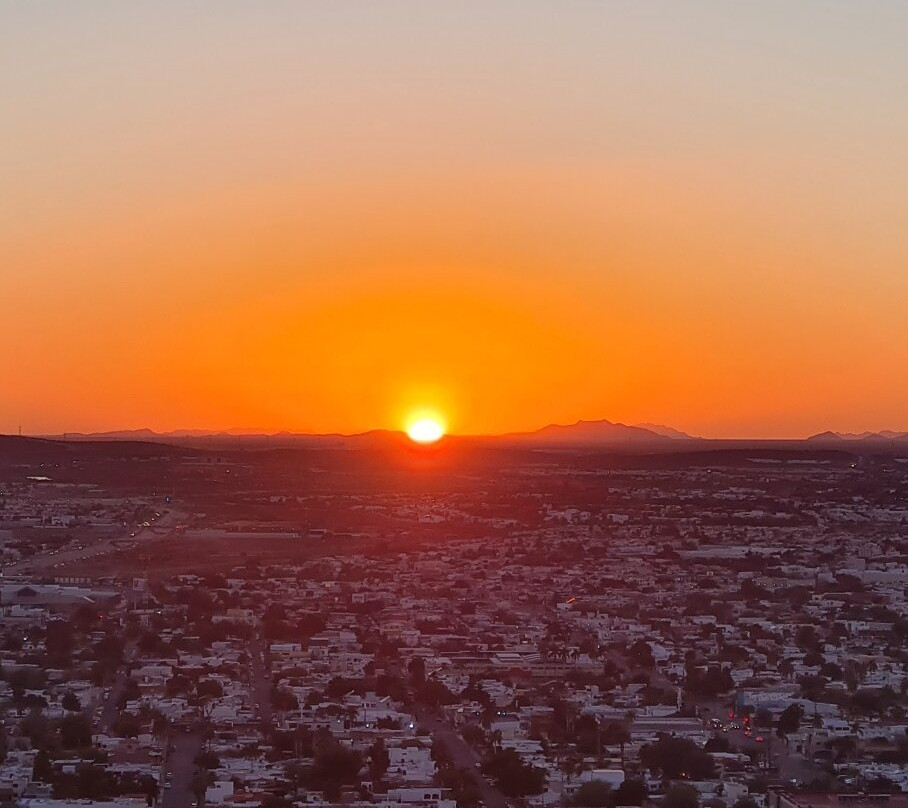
0,445,906,808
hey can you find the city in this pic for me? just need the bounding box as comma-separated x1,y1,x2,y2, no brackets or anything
0,438,905,808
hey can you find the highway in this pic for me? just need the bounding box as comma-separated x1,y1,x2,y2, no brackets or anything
1,510,185,577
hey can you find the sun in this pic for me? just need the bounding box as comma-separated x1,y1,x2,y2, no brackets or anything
406,416,446,444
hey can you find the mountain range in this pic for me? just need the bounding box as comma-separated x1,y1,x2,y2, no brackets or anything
807,430,908,443
499,419,693,446
19,421,907,450
35,419,692,448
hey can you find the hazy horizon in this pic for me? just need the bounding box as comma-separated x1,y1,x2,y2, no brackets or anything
15,419,908,443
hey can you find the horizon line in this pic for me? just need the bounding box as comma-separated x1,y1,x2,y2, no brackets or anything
9,420,908,444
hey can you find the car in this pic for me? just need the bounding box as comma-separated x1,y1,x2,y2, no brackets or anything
755,736,765,742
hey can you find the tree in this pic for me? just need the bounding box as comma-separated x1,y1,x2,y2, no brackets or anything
197,680,224,699
368,737,390,783
614,779,647,806
686,665,734,697
663,784,699,808
138,631,163,654
94,634,125,665
191,771,212,808
419,678,457,709
572,780,612,807
777,704,804,738
113,714,142,739
602,722,631,762
408,657,426,687
271,687,299,712
33,749,53,782
166,673,193,696
628,640,655,668
310,741,362,800
61,691,82,712
640,735,715,780
481,749,546,798
461,724,486,748
59,713,93,748
705,735,731,753
261,797,292,808
45,620,75,665
195,751,221,769
21,710,53,750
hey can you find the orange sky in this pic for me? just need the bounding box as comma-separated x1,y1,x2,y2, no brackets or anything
2,2,907,438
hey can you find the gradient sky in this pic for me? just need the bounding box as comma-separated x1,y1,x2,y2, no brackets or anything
2,1,907,438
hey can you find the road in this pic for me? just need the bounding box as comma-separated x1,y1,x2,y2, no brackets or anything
1,510,185,577
161,730,203,808
99,669,129,733
97,638,139,733
697,703,823,784
248,631,273,731
418,711,511,808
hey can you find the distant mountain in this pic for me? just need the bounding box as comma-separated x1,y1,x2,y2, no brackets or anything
63,428,160,439
35,419,696,450
634,422,695,439
36,427,412,451
807,431,844,442
29,422,906,452
0,434,194,466
807,430,908,443
501,419,676,447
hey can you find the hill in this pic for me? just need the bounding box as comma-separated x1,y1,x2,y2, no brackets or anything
499,419,677,447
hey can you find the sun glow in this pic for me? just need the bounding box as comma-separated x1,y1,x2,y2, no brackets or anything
406,416,446,444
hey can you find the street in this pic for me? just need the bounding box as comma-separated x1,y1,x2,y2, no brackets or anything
248,631,273,731
161,730,204,808
418,711,510,808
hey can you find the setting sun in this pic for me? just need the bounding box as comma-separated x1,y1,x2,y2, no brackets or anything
406,416,445,444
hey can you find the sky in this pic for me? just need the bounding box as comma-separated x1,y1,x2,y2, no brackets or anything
2,1,907,439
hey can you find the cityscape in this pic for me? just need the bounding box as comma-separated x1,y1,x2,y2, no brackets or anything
0,437,905,808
